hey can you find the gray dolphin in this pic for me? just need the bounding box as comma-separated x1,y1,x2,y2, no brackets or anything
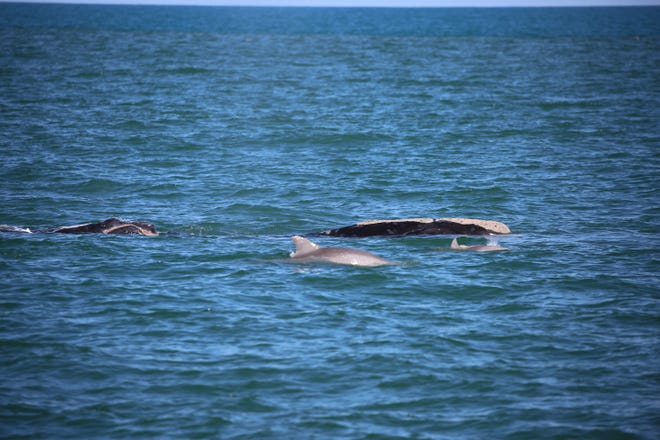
450,237,509,252
289,236,394,267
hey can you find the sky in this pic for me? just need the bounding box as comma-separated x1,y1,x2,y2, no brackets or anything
3,0,659,5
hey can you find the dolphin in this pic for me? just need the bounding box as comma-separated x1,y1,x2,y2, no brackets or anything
289,236,394,267
450,237,509,252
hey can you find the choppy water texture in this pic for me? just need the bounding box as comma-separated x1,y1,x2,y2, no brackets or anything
1,4,659,439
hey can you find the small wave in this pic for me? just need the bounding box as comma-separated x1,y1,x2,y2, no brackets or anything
161,67,212,75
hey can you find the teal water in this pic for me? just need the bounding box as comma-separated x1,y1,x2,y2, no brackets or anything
1,4,659,439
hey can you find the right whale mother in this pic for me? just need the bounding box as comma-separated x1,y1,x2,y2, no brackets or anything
317,217,511,237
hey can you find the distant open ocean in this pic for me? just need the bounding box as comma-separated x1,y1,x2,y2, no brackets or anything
1,3,659,439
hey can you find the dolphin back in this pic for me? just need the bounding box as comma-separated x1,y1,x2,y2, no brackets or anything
312,247,392,266
450,237,509,252
289,236,393,266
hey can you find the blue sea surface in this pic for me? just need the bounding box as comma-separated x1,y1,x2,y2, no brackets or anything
1,4,659,439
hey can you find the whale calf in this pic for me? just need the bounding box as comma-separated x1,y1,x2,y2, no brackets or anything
48,218,158,236
450,237,509,252
289,236,394,267
0,218,158,236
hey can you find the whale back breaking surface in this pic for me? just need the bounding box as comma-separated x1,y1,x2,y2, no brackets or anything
2,217,509,240
319,217,510,237
49,218,158,236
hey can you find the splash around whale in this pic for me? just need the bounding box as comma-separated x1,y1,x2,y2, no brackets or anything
289,236,395,267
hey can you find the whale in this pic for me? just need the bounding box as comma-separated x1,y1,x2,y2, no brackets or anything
289,236,394,267
0,218,159,236
450,237,509,252
47,218,158,236
317,217,511,237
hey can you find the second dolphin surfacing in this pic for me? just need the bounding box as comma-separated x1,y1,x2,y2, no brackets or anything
289,236,394,267
450,237,509,252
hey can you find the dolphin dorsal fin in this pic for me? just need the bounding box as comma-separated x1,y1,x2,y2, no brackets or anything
291,235,320,257
451,238,460,249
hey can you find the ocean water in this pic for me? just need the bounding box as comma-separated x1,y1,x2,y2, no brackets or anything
1,3,659,439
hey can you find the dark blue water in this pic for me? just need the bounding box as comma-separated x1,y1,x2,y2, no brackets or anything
1,4,659,439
